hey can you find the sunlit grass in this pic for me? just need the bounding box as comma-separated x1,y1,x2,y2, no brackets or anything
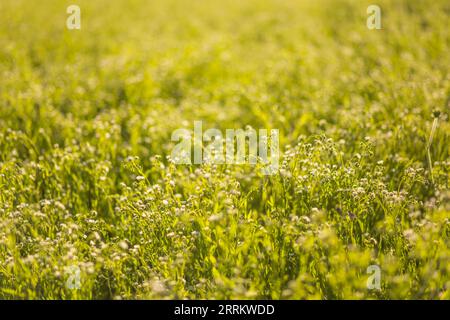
0,0,449,299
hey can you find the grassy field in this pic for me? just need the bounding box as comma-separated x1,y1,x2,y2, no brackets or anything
0,0,449,299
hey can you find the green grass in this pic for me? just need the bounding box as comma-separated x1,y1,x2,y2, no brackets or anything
0,0,449,299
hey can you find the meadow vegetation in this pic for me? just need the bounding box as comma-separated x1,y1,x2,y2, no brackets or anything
0,0,449,299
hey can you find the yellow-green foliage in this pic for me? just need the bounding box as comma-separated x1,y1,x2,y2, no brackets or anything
0,0,449,299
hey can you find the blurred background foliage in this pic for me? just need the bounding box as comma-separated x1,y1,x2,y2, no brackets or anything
0,0,449,299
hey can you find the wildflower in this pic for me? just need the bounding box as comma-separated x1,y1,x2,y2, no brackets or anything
118,241,129,250
300,216,311,224
208,214,221,222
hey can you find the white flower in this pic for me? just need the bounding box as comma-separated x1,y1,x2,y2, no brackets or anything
118,241,129,250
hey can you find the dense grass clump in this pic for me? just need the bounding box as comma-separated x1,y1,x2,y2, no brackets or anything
0,0,449,299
